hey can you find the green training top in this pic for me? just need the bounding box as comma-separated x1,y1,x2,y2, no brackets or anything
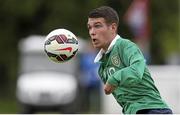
94,35,169,114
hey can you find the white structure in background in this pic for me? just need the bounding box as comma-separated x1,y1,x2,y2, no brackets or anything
101,65,180,114
16,35,79,113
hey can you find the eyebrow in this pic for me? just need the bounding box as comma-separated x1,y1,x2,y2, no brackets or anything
87,21,102,26
94,22,101,25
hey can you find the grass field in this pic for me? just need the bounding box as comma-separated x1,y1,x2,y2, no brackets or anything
0,97,18,113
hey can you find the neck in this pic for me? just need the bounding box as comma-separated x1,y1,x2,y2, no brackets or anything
102,34,117,52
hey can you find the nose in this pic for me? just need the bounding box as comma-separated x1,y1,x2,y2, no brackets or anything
89,28,95,37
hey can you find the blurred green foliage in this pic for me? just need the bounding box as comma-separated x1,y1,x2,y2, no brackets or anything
151,0,179,64
0,0,179,113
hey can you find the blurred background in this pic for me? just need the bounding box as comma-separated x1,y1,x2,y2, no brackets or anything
0,0,179,114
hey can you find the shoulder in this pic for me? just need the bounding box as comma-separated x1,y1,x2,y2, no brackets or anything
116,37,135,48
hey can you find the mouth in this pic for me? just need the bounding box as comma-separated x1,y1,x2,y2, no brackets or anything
92,38,97,42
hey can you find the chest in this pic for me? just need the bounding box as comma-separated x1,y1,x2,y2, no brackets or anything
98,50,125,83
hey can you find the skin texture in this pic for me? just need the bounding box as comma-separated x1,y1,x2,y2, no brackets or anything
87,17,117,95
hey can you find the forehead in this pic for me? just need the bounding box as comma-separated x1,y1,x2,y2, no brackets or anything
87,18,106,25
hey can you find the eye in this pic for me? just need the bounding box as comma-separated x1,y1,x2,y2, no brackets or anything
94,24,102,28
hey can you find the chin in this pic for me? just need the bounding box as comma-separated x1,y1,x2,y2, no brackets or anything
94,46,101,50
92,43,101,49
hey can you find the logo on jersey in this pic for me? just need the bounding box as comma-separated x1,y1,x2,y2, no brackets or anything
111,55,120,67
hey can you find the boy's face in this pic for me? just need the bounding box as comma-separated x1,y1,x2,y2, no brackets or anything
87,17,115,50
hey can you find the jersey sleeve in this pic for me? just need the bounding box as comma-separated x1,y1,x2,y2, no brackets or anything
107,40,146,86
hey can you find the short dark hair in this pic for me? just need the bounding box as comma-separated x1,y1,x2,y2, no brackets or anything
88,6,119,26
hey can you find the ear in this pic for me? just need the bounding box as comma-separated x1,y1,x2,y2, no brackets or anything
111,23,117,32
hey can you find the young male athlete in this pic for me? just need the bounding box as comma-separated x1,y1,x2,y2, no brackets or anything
87,6,173,114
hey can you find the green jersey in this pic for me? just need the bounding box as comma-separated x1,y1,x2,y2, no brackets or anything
94,35,169,114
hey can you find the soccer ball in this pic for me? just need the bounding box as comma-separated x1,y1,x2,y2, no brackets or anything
44,29,78,63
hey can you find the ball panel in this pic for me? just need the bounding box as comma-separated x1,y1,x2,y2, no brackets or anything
55,34,67,44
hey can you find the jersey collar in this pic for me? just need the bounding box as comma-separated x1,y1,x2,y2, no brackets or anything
94,34,121,63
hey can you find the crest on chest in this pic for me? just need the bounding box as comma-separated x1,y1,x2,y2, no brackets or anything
111,55,120,67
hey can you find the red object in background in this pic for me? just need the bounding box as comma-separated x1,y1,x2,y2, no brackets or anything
124,0,150,41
